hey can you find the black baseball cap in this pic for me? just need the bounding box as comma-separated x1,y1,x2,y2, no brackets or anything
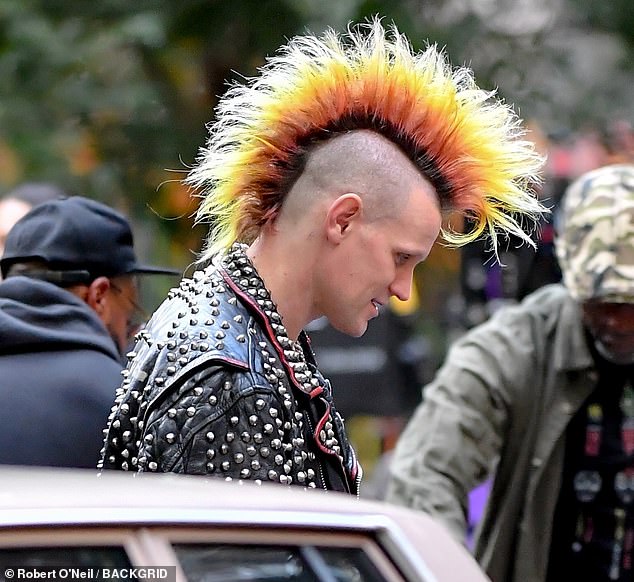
1,196,179,282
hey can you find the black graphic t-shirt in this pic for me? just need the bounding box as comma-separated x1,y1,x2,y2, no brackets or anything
548,350,634,581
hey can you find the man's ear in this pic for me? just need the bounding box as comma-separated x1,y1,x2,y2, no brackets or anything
84,276,111,315
325,193,363,243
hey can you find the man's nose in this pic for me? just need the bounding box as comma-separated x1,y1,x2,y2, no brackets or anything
389,272,412,302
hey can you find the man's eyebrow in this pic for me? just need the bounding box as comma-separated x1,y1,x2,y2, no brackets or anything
399,247,427,260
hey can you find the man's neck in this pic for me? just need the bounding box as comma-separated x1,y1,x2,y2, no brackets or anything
246,237,315,341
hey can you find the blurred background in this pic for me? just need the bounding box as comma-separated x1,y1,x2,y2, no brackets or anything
2,0,633,487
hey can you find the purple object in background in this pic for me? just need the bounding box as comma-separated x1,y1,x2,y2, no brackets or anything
467,479,492,550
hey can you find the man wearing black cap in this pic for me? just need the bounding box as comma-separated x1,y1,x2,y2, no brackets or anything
0,196,178,468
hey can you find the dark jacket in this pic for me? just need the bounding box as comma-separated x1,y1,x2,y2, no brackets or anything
0,276,123,468
100,246,361,494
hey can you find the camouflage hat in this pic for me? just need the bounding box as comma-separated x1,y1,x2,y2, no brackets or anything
555,164,634,302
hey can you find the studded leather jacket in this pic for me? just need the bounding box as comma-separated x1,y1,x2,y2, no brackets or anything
99,244,361,494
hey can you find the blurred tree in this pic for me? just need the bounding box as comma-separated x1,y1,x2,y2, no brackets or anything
0,0,307,268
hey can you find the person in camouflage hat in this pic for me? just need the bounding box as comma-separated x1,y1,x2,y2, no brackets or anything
557,164,634,366
387,164,634,582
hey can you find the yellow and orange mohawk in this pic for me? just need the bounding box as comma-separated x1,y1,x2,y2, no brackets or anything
188,19,546,261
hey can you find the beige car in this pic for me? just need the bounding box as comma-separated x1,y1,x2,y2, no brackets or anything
0,467,488,582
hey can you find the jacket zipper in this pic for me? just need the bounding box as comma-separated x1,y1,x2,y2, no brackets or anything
303,413,329,491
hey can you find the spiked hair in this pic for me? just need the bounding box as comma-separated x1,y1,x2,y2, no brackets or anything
188,19,545,261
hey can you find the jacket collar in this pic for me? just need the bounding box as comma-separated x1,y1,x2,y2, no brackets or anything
221,243,324,398
552,288,594,373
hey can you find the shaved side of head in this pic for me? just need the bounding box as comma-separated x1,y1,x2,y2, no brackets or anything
280,130,433,224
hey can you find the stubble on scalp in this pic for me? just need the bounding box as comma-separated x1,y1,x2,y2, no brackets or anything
280,130,436,224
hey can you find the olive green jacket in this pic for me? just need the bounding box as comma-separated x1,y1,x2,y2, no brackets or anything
386,284,598,582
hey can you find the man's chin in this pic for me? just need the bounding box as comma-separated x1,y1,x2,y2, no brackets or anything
331,320,368,338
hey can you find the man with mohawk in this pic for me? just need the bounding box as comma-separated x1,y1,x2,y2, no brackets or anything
100,20,544,493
